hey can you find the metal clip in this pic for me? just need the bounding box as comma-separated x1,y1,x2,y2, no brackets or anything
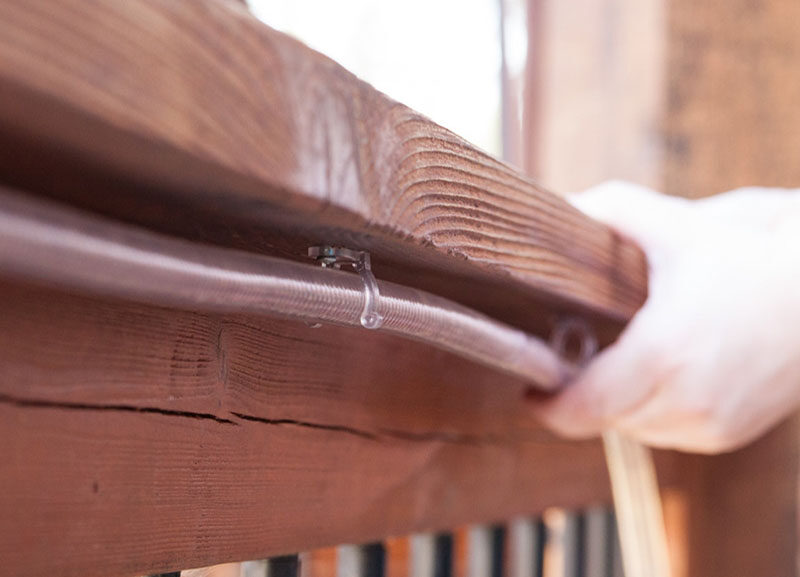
308,246,384,330
550,317,598,367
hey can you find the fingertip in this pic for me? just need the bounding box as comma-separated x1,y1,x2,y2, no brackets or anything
525,299,667,441
528,402,605,439
569,181,692,260
524,377,608,438
568,180,660,214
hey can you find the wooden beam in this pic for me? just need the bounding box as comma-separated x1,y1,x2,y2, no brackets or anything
0,280,614,577
0,0,646,342
0,2,656,575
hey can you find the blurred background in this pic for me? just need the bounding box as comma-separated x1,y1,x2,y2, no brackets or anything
248,0,800,200
248,0,523,161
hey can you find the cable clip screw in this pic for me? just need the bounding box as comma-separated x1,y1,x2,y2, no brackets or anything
308,246,384,330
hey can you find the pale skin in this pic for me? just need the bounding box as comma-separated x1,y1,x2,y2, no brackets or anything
531,181,800,454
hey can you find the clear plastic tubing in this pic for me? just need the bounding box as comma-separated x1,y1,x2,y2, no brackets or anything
0,190,573,391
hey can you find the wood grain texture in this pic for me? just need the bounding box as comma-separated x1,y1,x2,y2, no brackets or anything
524,0,666,192
665,0,800,197
0,0,646,340
0,279,614,577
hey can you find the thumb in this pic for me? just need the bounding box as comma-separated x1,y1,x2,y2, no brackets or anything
569,181,693,257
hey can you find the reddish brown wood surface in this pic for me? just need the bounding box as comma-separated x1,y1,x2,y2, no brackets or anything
0,2,656,576
0,279,614,577
0,0,646,343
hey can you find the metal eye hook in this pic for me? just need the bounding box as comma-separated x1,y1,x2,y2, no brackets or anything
550,317,598,367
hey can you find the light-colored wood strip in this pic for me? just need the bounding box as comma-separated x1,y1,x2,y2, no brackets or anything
603,433,669,577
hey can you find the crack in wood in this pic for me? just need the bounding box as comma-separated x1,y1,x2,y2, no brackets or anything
0,393,238,425
230,411,380,440
0,394,564,447
231,411,507,445
231,412,561,446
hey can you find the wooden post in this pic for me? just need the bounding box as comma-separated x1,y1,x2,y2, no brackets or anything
525,0,800,574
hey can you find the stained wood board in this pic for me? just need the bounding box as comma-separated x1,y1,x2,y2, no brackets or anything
0,280,615,577
0,1,657,575
0,0,646,343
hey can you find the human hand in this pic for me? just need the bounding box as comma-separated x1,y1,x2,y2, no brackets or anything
532,181,800,453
